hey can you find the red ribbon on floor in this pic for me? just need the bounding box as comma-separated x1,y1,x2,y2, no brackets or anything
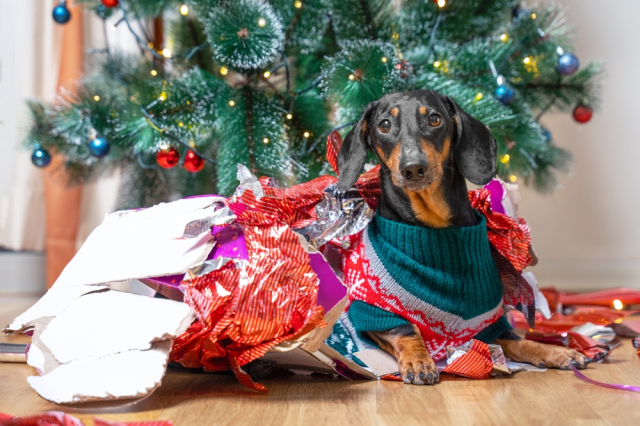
442,339,493,379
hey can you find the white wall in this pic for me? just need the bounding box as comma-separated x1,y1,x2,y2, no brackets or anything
521,0,640,290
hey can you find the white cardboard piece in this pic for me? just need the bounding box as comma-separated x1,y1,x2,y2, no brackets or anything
24,290,195,404
2,197,225,405
53,196,222,289
28,341,173,404
6,196,221,334
39,291,194,364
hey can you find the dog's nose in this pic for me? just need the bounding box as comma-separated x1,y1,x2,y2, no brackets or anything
402,164,427,181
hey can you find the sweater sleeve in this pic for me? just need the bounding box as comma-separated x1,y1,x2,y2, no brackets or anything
347,300,411,345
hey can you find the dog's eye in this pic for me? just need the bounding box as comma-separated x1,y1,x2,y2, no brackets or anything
429,114,441,127
378,119,392,133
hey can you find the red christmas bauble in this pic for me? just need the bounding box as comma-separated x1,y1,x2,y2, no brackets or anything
156,147,179,169
183,150,204,173
573,104,593,123
101,0,119,8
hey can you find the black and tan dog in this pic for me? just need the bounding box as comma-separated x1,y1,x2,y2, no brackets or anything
336,90,588,385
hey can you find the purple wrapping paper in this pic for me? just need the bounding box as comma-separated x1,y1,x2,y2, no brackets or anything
144,221,347,313
485,179,506,215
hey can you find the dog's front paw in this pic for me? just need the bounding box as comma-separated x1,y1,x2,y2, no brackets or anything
533,344,589,370
499,339,589,370
398,352,439,385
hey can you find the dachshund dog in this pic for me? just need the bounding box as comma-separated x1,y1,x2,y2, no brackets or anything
336,90,588,385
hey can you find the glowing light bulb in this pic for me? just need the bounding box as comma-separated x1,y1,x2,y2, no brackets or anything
93,95,101,102
111,25,117,31
437,0,446,7
162,48,172,58
500,33,508,42
475,92,484,101
263,70,271,78
509,175,517,183
178,122,184,127
433,60,441,68
180,4,189,16
381,56,388,63
286,114,293,120
501,154,510,164
228,100,236,107
523,56,532,64
220,67,228,76
258,17,267,27
150,69,158,76
348,74,355,80
613,299,623,310
158,92,167,101
263,137,269,144
303,131,310,138
294,1,302,8
531,13,537,19
147,42,154,49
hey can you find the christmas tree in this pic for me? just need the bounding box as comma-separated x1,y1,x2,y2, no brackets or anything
30,0,600,209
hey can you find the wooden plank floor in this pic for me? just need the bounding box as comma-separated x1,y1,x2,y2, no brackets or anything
2,295,640,426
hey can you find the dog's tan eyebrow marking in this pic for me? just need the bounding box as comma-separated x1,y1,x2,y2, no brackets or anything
361,119,368,136
419,106,427,115
390,107,399,117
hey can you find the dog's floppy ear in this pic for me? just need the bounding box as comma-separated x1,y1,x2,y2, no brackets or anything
445,97,497,185
337,101,378,191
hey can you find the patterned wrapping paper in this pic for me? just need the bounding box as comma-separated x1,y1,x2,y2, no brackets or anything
511,306,638,333
525,330,621,362
170,186,329,392
541,287,640,308
442,339,509,379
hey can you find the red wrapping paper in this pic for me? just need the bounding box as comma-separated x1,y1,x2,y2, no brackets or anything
541,287,640,308
442,339,493,379
525,330,620,362
0,413,172,426
511,307,637,333
170,186,327,393
469,189,532,272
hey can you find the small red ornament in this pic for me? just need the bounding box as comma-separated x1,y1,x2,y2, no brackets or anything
183,150,204,173
395,60,414,79
573,104,593,123
101,0,119,8
156,147,180,169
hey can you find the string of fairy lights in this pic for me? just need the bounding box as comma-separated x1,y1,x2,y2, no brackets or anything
37,0,593,187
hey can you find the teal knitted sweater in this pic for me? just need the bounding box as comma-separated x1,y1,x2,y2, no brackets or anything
344,213,511,361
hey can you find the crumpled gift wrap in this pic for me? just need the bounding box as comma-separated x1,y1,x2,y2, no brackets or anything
441,339,510,379
169,180,330,393
511,306,637,333
0,411,172,426
525,318,623,362
470,188,536,327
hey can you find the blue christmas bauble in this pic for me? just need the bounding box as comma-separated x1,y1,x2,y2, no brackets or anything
541,127,552,143
495,85,515,105
31,147,51,168
52,4,71,24
88,137,110,158
557,52,579,76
